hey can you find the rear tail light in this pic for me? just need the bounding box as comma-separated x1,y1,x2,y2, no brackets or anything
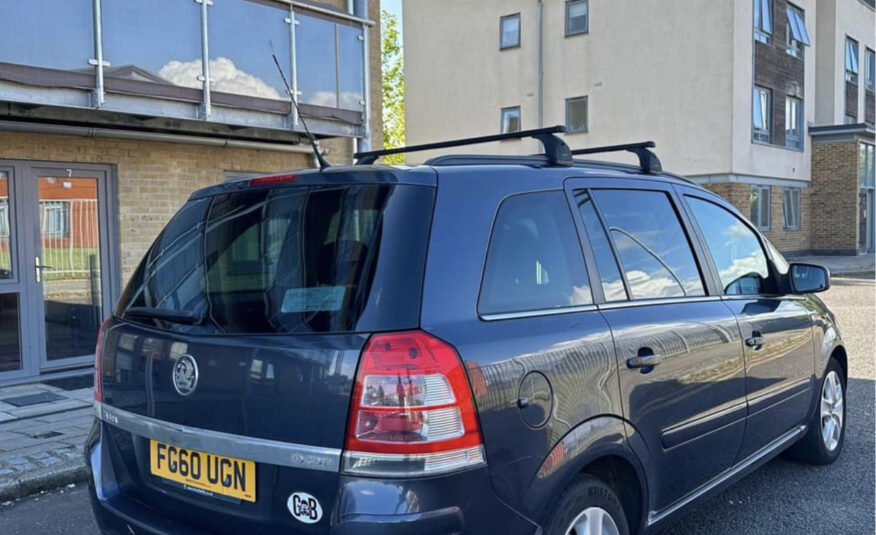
94,318,111,402
343,331,486,476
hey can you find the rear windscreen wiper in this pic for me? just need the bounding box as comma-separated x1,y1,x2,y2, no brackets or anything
122,307,203,325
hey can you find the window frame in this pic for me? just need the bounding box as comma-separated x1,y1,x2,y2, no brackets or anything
477,190,596,319
782,187,801,230
754,0,773,44
750,185,772,231
500,106,522,134
565,0,589,37
565,96,589,133
866,48,875,91
499,13,521,50
785,95,803,150
785,3,809,59
846,36,860,83
752,85,772,144
681,192,782,298
572,184,712,303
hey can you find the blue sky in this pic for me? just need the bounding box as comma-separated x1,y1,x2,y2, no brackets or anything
383,0,403,45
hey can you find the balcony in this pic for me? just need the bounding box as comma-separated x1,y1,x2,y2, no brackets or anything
0,0,371,141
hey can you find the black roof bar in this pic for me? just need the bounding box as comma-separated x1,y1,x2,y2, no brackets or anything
571,141,662,175
355,125,574,167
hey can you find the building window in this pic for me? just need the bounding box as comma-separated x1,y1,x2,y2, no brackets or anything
866,48,875,91
846,37,859,83
785,96,803,149
845,114,858,125
565,0,589,37
500,13,521,50
501,106,521,133
785,4,809,59
753,86,772,143
750,185,771,230
565,96,588,133
783,188,801,230
754,0,772,43
42,201,70,238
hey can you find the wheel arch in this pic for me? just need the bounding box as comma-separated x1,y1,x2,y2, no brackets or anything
523,415,651,534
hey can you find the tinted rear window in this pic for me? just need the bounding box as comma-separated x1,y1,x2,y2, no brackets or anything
117,184,434,334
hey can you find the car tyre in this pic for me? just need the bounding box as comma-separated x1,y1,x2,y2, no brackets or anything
786,357,846,465
544,474,630,535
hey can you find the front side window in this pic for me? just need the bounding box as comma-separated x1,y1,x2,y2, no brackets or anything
754,0,772,43
590,190,705,300
565,0,589,37
753,86,772,143
501,106,521,133
783,188,801,230
866,48,875,91
749,185,771,230
785,96,803,149
785,4,809,58
500,13,521,49
479,191,592,315
566,96,588,133
846,37,859,83
687,197,772,296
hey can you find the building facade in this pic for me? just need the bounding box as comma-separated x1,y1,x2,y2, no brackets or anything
0,0,381,385
404,0,875,255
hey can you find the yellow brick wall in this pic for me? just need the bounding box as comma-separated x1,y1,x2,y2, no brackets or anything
703,182,812,254
0,131,313,281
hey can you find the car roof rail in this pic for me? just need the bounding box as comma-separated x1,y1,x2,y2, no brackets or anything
570,141,662,175
354,125,574,167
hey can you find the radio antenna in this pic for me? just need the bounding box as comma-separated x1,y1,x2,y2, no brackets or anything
272,53,331,170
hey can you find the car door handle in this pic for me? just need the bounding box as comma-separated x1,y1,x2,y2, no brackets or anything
627,349,663,370
745,333,766,348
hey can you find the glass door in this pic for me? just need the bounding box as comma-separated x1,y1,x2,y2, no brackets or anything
29,167,112,370
0,166,25,380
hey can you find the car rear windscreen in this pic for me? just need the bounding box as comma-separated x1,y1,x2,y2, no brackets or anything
117,183,435,334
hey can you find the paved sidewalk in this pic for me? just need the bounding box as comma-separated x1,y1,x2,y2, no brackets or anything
0,381,93,501
790,253,875,276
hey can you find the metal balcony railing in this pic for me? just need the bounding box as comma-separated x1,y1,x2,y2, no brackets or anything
0,0,372,139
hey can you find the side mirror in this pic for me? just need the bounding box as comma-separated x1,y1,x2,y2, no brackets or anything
789,263,830,294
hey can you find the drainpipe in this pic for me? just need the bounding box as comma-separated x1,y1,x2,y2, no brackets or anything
537,0,544,128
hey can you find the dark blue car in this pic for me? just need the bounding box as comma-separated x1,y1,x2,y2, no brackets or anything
86,129,846,535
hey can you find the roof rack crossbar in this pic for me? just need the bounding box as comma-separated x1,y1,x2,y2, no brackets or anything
571,141,662,175
355,125,574,167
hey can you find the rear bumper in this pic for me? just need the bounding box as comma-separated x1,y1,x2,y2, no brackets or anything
86,416,539,535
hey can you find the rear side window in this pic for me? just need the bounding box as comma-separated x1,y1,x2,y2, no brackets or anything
479,191,592,316
686,196,772,295
574,190,627,301
117,184,435,334
591,190,705,300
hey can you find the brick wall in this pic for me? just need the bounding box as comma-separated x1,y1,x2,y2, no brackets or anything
753,0,805,148
703,182,812,254
810,140,860,254
0,131,314,281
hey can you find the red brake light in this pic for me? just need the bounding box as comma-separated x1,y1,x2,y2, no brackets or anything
343,331,486,476
248,173,298,186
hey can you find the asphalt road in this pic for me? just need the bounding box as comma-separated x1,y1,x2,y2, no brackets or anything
0,277,873,535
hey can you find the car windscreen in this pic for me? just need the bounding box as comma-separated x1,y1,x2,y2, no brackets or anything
116,183,435,334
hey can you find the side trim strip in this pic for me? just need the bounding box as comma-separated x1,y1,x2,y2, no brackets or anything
647,424,806,526
95,403,342,473
598,296,720,311
480,304,598,321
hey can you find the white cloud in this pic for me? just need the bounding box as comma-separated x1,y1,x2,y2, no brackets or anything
159,57,282,100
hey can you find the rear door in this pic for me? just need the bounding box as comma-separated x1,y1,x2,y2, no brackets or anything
98,176,435,533
679,189,815,459
567,178,748,514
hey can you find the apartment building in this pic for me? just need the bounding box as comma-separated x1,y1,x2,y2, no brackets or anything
404,0,875,255
0,0,381,386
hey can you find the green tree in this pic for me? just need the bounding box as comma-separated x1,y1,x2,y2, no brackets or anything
381,9,405,164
